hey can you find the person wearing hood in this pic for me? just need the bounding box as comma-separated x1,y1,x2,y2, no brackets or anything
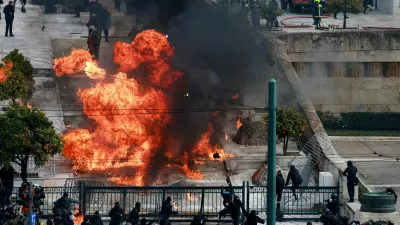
386,188,398,203
109,202,124,225
285,165,303,200
127,202,141,225
343,160,358,202
276,170,285,210
89,211,103,225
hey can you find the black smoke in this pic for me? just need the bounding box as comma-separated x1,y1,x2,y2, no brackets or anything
128,0,272,184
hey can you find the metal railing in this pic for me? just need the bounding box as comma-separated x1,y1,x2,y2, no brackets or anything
9,182,339,221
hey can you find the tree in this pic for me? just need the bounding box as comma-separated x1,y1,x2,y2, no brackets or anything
263,107,307,155
0,103,63,182
0,50,33,103
325,0,363,28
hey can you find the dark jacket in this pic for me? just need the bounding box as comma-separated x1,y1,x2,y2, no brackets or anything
160,200,172,219
320,211,339,225
276,174,284,194
86,15,99,29
99,8,111,29
3,5,14,20
343,161,358,182
89,215,103,225
109,207,124,225
127,207,140,225
242,209,265,225
285,168,303,186
0,167,14,187
228,199,242,219
221,188,233,206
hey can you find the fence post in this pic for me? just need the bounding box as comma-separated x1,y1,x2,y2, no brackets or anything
79,182,83,214
246,181,250,212
200,188,205,214
82,183,87,216
336,182,340,216
242,181,245,209
123,189,127,212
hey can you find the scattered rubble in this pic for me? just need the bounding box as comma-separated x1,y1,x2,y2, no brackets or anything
233,119,268,146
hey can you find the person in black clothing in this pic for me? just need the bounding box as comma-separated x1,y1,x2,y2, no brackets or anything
343,160,358,202
320,209,339,225
3,1,14,37
127,202,141,225
242,209,265,225
276,170,285,210
81,216,92,225
140,218,153,225
109,202,124,225
285,165,303,200
190,215,206,225
218,186,233,222
98,6,111,42
86,13,99,36
115,0,121,12
228,196,242,225
0,166,14,206
386,188,398,203
326,194,338,216
89,211,103,225
87,26,101,60
160,197,173,225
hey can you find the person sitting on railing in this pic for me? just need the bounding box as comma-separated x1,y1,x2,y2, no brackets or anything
89,211,103,225
109,202,124,225
285,165,303,200
127,202,141,225
242,209,265,225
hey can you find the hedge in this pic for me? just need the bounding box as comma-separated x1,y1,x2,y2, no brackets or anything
317,112,400,130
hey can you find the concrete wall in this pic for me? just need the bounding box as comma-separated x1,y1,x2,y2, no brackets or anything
274,31,400,113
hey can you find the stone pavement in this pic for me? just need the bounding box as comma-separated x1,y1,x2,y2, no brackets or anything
0,3,86,69
263,9,400,32
329,136,400,208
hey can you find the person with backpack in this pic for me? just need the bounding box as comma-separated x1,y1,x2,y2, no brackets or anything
87,26,101,60
285,165,303,200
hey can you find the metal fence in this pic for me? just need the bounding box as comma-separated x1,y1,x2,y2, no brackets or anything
10,182,339,221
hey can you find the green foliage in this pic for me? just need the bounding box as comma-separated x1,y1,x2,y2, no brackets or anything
2,49,34,79
263,107,307,154
0,50,33,102
0,103,63,182
318,111,400,130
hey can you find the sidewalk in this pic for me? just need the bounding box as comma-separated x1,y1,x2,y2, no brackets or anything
0,3,87,69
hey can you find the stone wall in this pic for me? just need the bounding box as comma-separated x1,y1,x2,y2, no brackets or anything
274,30,400,113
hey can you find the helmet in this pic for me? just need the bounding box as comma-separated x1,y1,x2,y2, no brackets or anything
89,25,96,32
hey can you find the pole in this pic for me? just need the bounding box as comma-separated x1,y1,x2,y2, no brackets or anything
267,78,277,225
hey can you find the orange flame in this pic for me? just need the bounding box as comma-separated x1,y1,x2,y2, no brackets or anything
232,94,239,99
186,193,200,201
236,116,243,129
73,209,83,224
0,60,13,83
57,30,233,186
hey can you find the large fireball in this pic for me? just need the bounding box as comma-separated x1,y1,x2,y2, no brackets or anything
54,30,233,186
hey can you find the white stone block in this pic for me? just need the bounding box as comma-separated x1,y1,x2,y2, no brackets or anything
319,172,334,203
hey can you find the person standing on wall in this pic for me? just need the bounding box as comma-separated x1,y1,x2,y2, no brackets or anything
343,160,358,202
3,1,14,37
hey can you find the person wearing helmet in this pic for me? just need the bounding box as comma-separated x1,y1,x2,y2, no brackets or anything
326,193,338,216
343,160,358,202
127,202,141,225
285,165,303,200
312,0,323,29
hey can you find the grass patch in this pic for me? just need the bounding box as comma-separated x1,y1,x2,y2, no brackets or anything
326,129,400,136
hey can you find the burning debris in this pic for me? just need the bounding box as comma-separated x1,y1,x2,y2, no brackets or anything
0,60,13,83
54,29,233,186
233,120,268,146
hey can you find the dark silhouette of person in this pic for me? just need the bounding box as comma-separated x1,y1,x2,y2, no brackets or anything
89,211,103,225
242,209,265,225
228,196,242,225
98,6,111,42
0,166,14,206
386,188,398,203
285,165,303,200
81,216,91,225
218,185,234,222
276,170,285,210
320,209,339,225
87,26,101,60
160,196,172,224
326,193,338,216
127,202,141,225
3,1,14,37
343,160,358,202
109,202,124,225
